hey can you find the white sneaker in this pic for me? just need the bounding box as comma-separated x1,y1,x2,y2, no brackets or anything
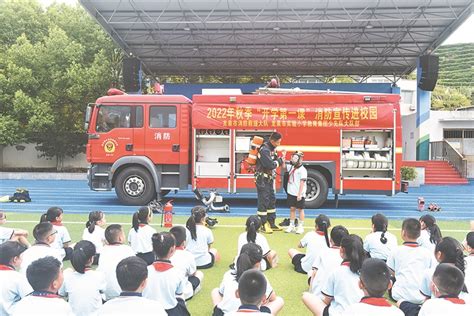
285,224,295,233
295,225,304,234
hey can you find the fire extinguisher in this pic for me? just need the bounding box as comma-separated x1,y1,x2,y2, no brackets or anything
163,200,173,228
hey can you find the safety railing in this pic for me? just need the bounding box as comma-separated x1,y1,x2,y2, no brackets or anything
430,140,467,178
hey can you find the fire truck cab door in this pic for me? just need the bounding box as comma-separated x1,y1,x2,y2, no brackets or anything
90,105,143,163
145,105,180,164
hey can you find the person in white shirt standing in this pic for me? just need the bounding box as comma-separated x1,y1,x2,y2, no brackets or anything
289,214,331,276
0,211,30,247
82,211,107,265
99,256,166,316
59,240,106,316
0,241,32,315
11,256,73,316
40,207,73,261
128,206,157,265
98,224,135,301
344,258,404,316
283,151,307,234
363,213,398,261
170,226,204,300
19,223,63,274
186,206,220,269
418,264,472,316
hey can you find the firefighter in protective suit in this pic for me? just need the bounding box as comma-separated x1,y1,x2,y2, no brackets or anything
255,132,286,234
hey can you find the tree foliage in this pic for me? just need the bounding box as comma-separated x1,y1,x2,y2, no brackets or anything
0,0,122,169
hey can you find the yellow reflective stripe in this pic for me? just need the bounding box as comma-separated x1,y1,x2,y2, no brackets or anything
257,211,267,215
266,209,276,214
279,146,339,153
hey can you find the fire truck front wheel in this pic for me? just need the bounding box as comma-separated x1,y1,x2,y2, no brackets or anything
305,169,329,209
115,167,156,205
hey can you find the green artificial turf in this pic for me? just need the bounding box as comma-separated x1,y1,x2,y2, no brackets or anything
3,212,471,315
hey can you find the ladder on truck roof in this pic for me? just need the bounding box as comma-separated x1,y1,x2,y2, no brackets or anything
254,87,386,95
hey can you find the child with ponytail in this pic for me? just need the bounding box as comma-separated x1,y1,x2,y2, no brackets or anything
237,215,278,270
128,206,156,265
418,214,442,254
211,243,284,316
82,211,106,264
303,234,366,316
59,240,106,316
143,232,190,316
364,213,398,261
289,214,331,275
186,206,220,269
40,206,72,261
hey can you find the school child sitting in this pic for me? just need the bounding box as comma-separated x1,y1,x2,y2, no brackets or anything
464,232,474,302
363,213,397,261
344,258,404,316
211,243,284,316
128,206,157,265
418,264,472,316
11,256,73,316
186,206,220,269
19,222,63,274
0,211,30,247
309,225,349,294
59,240,106,316
143,232,190,316
303,234,366,316
40,207,73,261
0,241,32,315
237,215,278,270
170,226,204,300
98,256,166,316
387,218,435,308
284,151,307,234
82,211,107,264
418,214,442,255
98,224,135,301
228,270,274,315
289,214,330,275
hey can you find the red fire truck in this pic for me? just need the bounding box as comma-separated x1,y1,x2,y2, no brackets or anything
85,88,404,208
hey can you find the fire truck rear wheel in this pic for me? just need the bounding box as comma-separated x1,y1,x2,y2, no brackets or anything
305,169,329,209
115,167,156,205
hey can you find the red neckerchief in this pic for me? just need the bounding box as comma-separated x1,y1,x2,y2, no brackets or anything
50,221,63,226
176,246,185,250
31,291,61,298
316,230,325,236
341,261,350,267
289,165,297,183
440,296,465,305
152,260,173,272
403,241,419,248
139,223,147,227
360,297,392,307
0,264,15,271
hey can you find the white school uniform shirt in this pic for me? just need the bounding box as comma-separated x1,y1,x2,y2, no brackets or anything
386,242,435,304
345,297,404,316
420,265,472,303
0,266,32,315
286,165,307,197
82,226,106,254
50,224,72,258
143,260,187,310
170,247,198,299
299,230,329,273
464,255,474,303
19,244,63,274
363,231,398,261
186,224,214,267
237,232,271,270
128,224,156,254
321,262,364,316
10,294,74,316
310,246,343,294
99,295,167,316
217,269,274,314
418,297,473,316
0,226,14,244
97,244,135,300
417,229,436,255
58,269,107,316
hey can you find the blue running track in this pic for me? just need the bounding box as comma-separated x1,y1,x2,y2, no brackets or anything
0,179,473,220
